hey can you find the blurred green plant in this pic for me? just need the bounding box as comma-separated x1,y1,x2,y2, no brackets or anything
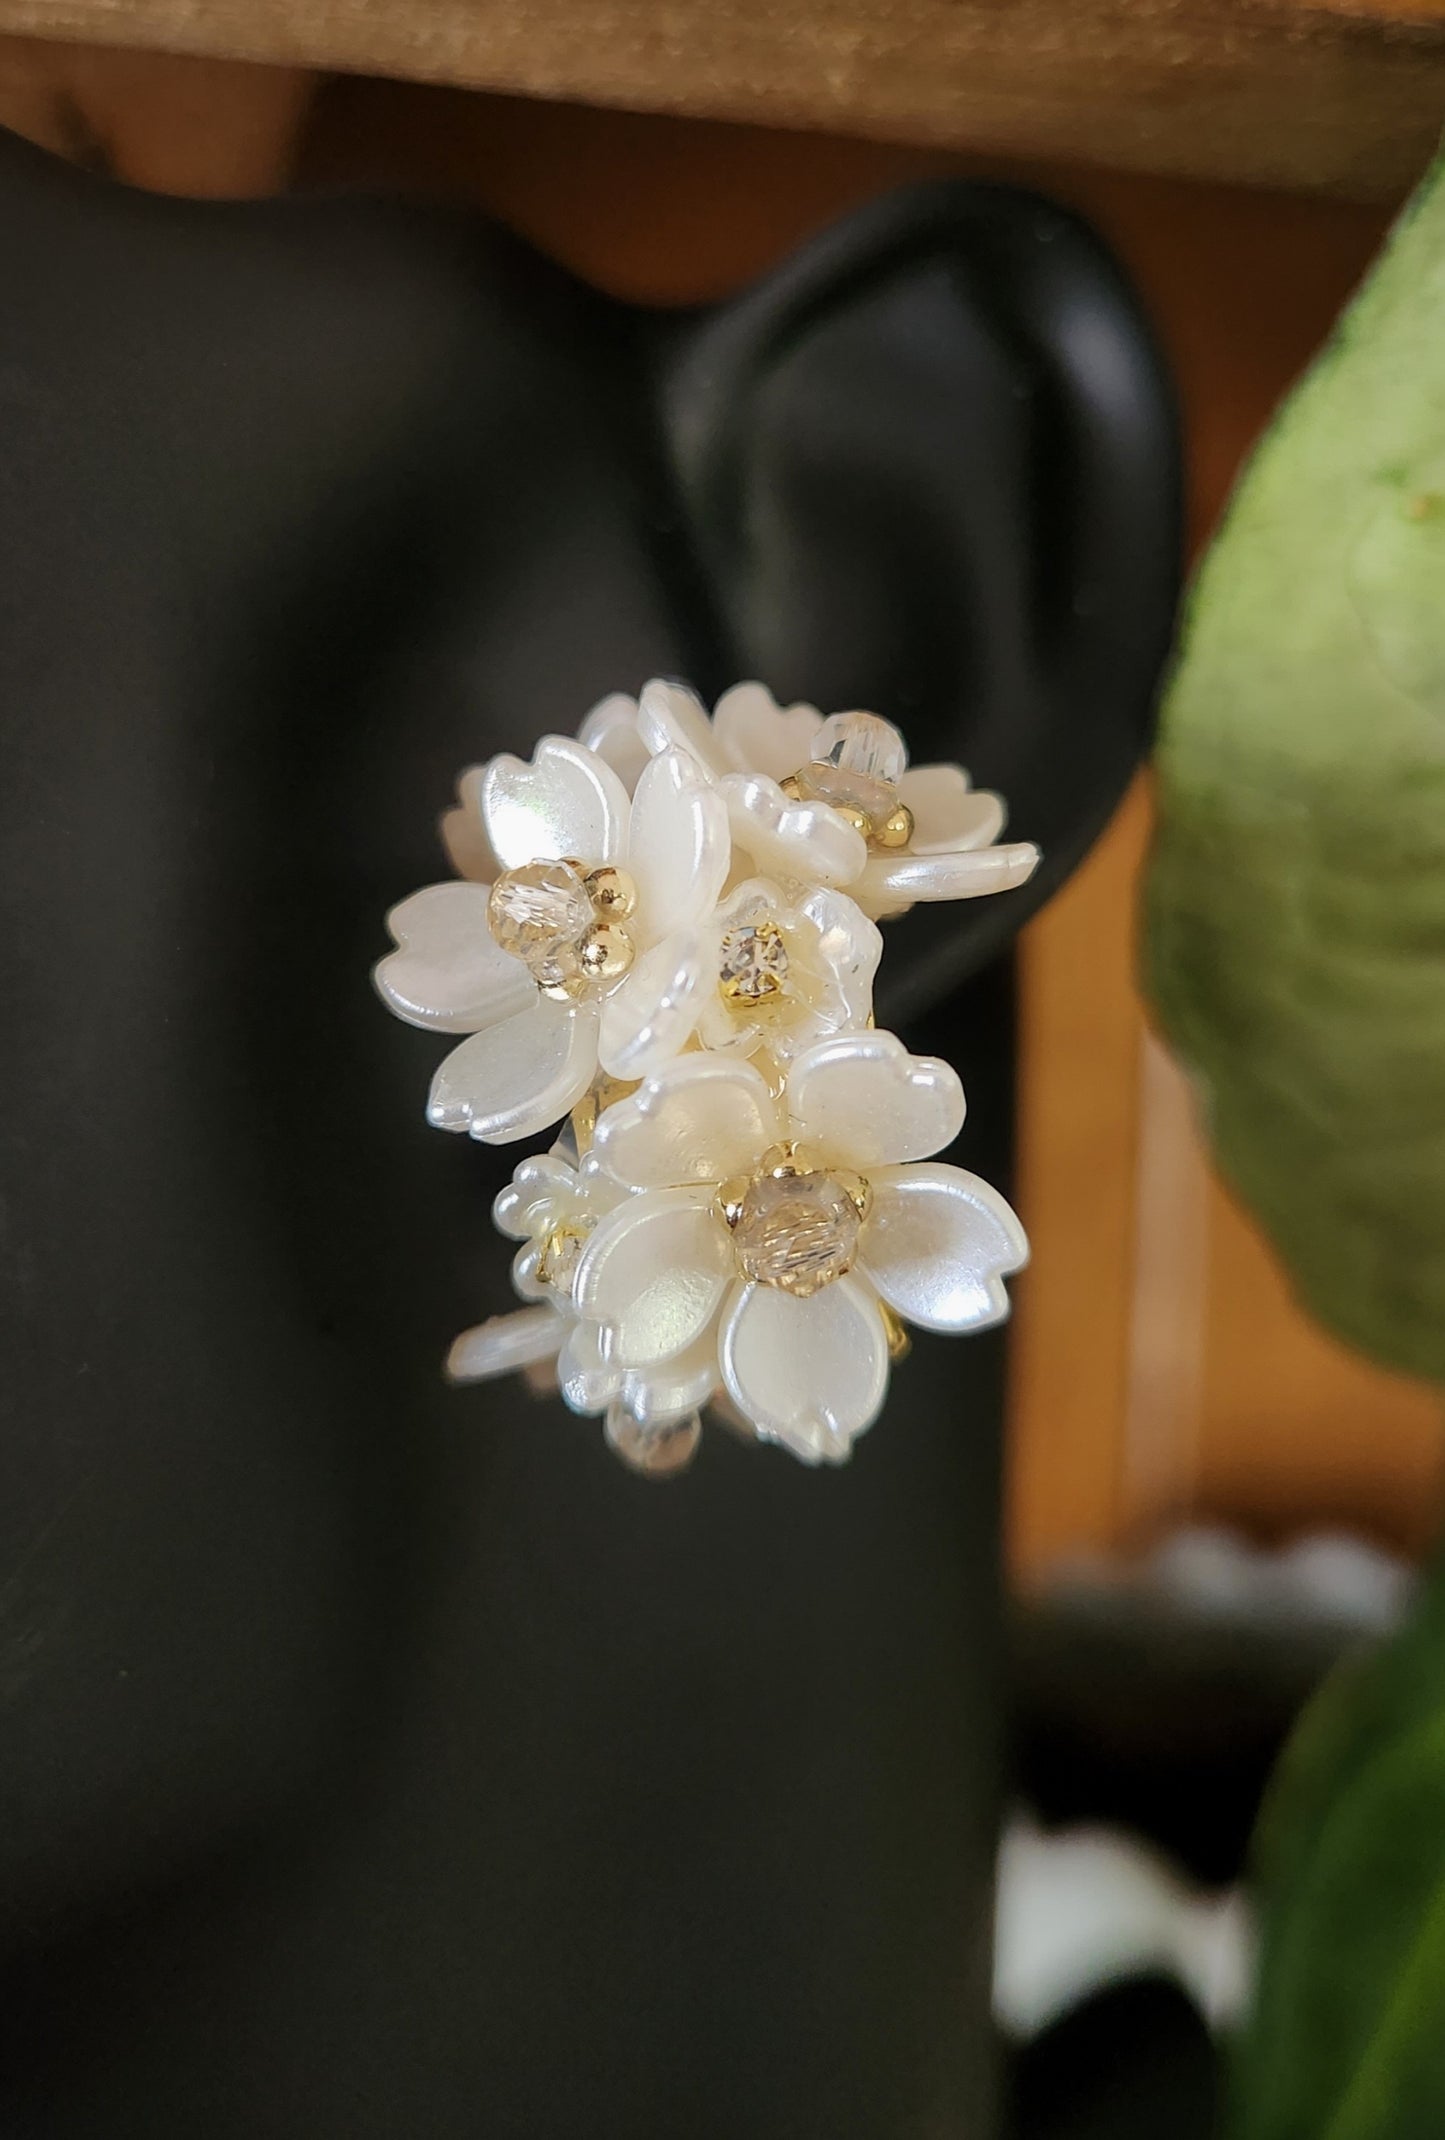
1234,1565,1445,2138
1145,150,1445,1384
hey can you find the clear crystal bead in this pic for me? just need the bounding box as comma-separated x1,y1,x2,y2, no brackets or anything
717,920,790,1004
795,710,908,822
733,1168,862,1298
605,1407,703,1477
811,710,908,785
488,860,594,991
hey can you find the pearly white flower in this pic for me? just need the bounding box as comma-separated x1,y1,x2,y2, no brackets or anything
574,1032,1029,1467
375,732,729,1143
598,873,882,1083
446,1138,720,1477
636,677,1040,918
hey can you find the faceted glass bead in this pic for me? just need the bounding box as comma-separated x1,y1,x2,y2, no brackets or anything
796,710,908,823
488,860,594,991
605,1407,703,1477
717,919,790,1005
733,1167,862,1298
811,710,908,786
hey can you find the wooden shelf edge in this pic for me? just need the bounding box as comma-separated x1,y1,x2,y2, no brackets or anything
1,0,1441,201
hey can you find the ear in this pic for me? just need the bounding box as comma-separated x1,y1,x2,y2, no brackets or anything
651,181,1182,1013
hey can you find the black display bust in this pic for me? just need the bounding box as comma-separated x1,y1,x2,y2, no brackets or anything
0,130,1178,2137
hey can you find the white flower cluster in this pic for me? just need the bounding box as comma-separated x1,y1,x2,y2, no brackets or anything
377,681,1037,1475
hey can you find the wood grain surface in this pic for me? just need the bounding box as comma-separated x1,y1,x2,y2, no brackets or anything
0,0,1443,199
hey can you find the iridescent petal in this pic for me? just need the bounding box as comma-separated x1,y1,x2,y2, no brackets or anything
597,927,711,1081
482,734,629,871
712,682,823,781
427,996,599,1144
785,1030,965,1168
853,840,1040,918
439,765,501,883
375,882,535,1034
861,1163,1028,1332
719,771,868,889
557,1317,620,1415
625,748,730,943
897,764,1006,853
573,1187,732,1367
592,1053,778,1190
578,691,650,794
445,1305,567,1382
719,1275,889,1465
636,678,731,778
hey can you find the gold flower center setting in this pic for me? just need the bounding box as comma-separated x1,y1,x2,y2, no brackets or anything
488,859,637,999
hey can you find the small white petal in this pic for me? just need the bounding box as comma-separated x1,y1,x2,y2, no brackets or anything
482,734,629,872
574,1187,732,1368
427,996,599,1144
854,840,1040,918
621,1326,721,1423
795,885,883,1035
592,1053,778,1190
578,692,651,793
375,882,534,1034
439,766,501,882
492,1152,582,1241
786,1030,964,1168
636,678,731,778
446,1305,567,1382
625,748,730,943
557,1317,620,1415
862,1163,1028,1333
597,927,711,1081
510,1239,549,1301
713,682,823,781
719,1275,888,1465
719,771,868,888
897,764,1006,853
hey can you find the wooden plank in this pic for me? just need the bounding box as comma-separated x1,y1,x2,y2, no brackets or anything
0,0,1442,200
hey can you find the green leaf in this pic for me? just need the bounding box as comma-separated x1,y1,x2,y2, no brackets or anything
1234,1571,1445,2139
1144,149,1445,1381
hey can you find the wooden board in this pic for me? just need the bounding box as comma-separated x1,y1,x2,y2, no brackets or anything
0,0,1443,201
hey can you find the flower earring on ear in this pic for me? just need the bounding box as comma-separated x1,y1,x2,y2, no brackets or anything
377,681,1038,1476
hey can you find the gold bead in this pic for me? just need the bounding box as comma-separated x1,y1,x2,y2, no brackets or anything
578,921,634,983
873,802,914,849
715,1175,751,1230
834,801,872,840
779,773,803,800
585,864,638,919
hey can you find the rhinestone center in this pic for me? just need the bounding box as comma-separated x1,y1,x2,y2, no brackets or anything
731,1166,863,1298
718,919,790,1007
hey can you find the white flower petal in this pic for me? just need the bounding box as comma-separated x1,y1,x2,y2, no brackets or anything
510,1240,549,1301
786,1030,964,1168
862,1163,1028,1333
853,840,1040,918
636,678,731,778
597,927,711,1081
719,1275,888,1465
719,771,868,889
578,691,651,794
897,764,1006,853
482,734,629,872
445,1305,567,1382
557,1317,620,1415
795,885,883,1035
573,1187,732,1368
712,682,823,782
592,1053,778,1190
492,1152,582,1241
439,766,501,883
625,748,730,943
427,996,599,1144
376,883,536,1035
621,1326,721,1424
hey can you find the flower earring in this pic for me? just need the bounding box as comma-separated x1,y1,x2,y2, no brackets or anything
376,680,1038,1475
